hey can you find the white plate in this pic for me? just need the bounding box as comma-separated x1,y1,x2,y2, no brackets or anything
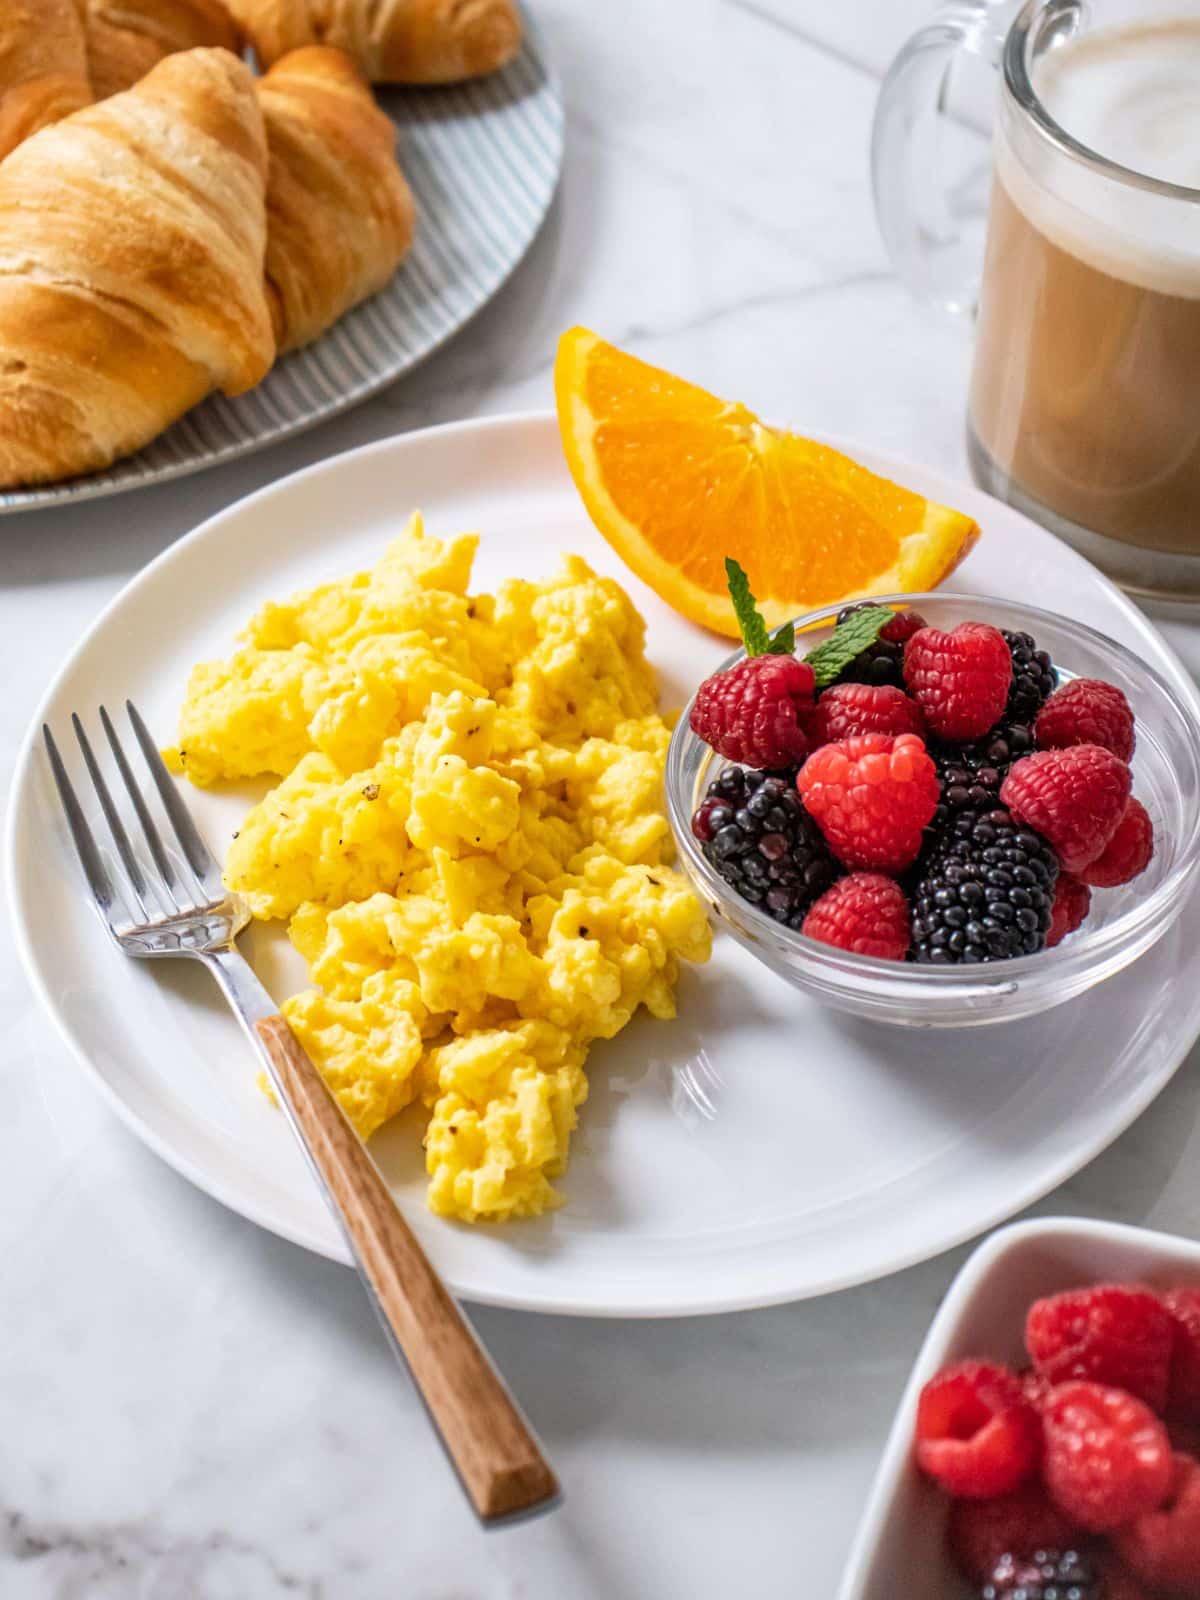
10,413,1200,1317
0,24,561,515
838,1217,1200,1600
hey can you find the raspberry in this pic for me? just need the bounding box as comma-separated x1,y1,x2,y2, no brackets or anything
1093,1552,1157,1600
1041,1381,1172,1532
692,767,839,925
808,682,925,747
1019,1368,1054,1410
903,622,1013,741
796,732,939,873
1079,799,1154,889
1168,1414,1200,1457
689,654,814,770
1163,1287,1200,1422
1113,1452,1200,1597
881,608,928,644
801,873,910,960
1026,1284,1174,1411
915,1360,1041,1499
1046,874,1092,949
1035,679,1136,764
834,603,928,688
980,1548,1099,1600
1001,746,1131,874
948,1487,1082,1584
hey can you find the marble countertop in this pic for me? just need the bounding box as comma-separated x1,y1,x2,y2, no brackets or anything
6,4,1200,1596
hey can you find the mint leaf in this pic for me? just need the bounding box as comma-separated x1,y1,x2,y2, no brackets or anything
725,559,796,658
804,606,893,689
767,620,795,655
725,557,770,656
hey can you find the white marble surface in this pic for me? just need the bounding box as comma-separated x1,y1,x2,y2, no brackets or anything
5,3,1200,1596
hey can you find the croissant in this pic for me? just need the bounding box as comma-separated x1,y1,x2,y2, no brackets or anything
258,48,415,353
83,0,241,100
0,0,92,161
226,0,521,83
0,48,275,489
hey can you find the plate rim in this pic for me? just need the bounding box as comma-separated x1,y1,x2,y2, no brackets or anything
11,409,1200,1317
0,24,563,518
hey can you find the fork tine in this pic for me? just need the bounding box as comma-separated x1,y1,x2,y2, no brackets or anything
71,713,150,910
124,700,222,886
99,705,178,891
43,724,119,918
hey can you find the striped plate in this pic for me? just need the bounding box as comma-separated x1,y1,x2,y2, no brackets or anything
0,23,563,515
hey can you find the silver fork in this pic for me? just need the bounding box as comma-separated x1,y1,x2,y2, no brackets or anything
44,703,559,1526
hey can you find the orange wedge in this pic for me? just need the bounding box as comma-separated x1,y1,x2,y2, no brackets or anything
554,327,980,638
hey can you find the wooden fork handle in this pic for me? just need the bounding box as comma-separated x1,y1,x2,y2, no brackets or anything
255,1014,559,1524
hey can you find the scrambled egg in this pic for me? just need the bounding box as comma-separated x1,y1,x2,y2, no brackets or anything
168,517,711,1222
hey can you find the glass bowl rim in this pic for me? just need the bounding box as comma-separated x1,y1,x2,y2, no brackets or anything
665,590,1200,993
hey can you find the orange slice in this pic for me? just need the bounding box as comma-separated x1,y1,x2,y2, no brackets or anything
554,326,980,638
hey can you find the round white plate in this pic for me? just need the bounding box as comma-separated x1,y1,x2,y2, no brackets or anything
0,27,561,516
11,414,1200,1317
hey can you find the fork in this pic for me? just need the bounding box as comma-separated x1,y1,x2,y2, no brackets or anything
44,702,560,1526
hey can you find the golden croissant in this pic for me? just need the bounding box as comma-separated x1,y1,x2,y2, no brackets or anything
0,0,92,161
83,0,242,101
226,0,521,83
259,47,415,354
0,48,275,489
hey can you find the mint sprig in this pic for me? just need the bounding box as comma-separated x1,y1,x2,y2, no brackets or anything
723,559,896,681
804,606,893,689
725,558,795,657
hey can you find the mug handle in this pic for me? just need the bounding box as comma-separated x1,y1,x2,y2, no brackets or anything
872,2,1015,317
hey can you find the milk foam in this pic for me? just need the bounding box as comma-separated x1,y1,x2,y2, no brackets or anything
1037,21,1200,189
998,20,1200,297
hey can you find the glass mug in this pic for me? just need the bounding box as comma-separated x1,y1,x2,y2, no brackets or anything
873,0,1200,600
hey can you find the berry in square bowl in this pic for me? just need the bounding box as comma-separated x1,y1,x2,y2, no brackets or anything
836,1220,1200,1600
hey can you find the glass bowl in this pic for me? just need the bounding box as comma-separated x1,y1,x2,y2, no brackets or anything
665,593,1200,1028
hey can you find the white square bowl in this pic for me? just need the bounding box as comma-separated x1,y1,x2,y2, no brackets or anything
837,1217,1200,1600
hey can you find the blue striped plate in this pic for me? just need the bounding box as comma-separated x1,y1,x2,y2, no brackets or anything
0,22,562,515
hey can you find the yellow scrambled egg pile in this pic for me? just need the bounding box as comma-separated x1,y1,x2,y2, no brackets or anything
168,517,711,1222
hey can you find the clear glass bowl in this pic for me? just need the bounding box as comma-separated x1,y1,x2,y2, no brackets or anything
666,593,1200,1028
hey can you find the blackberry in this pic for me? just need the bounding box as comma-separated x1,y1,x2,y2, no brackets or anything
910,804,1058,963
691,766,839,928
980,1547,1099,1600
834,601,906,690
1003,629,1057,723
932,722,1036,827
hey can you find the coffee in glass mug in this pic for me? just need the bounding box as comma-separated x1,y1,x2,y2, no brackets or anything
874,1,1200,599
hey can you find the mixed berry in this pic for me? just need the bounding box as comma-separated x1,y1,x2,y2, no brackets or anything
916,1280,1200,1598
688,572,1155,964
691,766,838,928
910,806,1059,964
